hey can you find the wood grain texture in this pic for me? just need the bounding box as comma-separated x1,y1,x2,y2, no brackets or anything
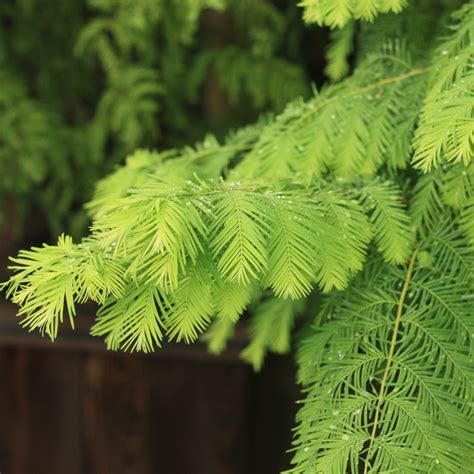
0,349,84,474
82,354,152,474
0,299,298,474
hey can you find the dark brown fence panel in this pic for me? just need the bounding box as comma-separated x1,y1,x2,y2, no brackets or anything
0,304,298,474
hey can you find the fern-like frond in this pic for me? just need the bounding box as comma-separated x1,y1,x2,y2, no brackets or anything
412,2,474,171
315,188,373,291
325,22,355,81
263,193,320,298
232,49,427,181
202,316,237,355
95,66,162,150
86,126,258,219
212,280,256,321
86,149,165,219
5,177,412,344
241,297,304,371
189,46,310,112
299,0,409,27
166,255,214,343
75,0,161,74
409,170,444,228
210,185,270,285
3,235,125,340
358,180,413,264
91,284,169,352
460,196,474,244
427,223,474,282
440,163,474,209
93,180,208,291
291,224,473,473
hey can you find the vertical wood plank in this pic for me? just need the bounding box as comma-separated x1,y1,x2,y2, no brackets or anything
0,348,84,474
0,348,29,474
82,353,151,474
147,359,251,474
27,350,84,474
248,354,299,474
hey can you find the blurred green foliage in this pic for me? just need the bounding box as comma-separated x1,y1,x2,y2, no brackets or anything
0,0,312,237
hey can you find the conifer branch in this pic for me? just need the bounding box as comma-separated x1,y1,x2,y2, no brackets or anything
288,66,429,133
2,3,473,471
363,248,419,473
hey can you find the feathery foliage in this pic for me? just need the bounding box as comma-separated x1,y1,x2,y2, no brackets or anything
293,223,473,473
2,0,474,472
412,2,474,171
325,22,355,81
299,0,409,27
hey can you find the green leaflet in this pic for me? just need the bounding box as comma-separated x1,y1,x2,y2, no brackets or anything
325,22,355,81
412,2,474,171
241,297,304,370
299,0,409,27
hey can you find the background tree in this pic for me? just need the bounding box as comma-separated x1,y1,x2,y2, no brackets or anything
0,0,311,237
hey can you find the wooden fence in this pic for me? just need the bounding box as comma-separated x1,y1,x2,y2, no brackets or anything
0,302,298,474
